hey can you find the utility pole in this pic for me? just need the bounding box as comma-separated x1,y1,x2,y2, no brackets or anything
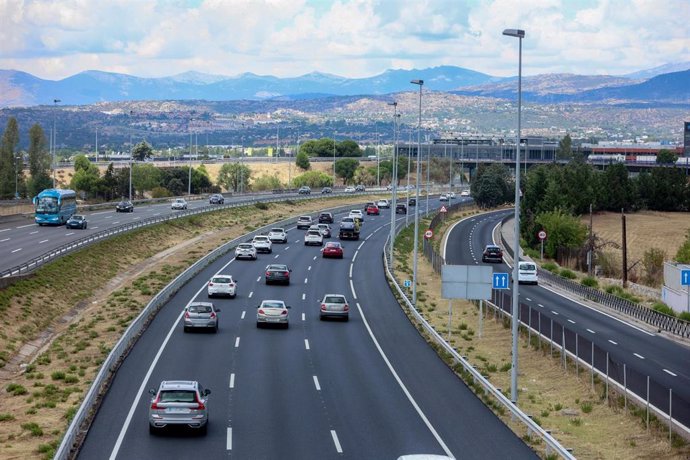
588,204,594,276
622,208,628,288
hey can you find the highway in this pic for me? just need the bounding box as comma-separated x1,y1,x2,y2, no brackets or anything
78,201,535,459
444,210,690,430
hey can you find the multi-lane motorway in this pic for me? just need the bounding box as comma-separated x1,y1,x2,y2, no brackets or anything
445,210,690,431
78,201,536,459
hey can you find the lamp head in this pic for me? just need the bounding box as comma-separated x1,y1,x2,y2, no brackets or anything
502,29,525,38
410,79,424,86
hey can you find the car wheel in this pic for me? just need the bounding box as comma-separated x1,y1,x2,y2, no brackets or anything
183,326,189,333
149,424,158,435
207,293,213,298
343,316,349,322
83,223,87,229
284,323,289,329
213,326,218,334
199,424,208,436
268,249,272,254
319,315,324,321
265,280,270,285
256,322,262,328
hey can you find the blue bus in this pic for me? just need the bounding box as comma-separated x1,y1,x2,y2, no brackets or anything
33,188,77,225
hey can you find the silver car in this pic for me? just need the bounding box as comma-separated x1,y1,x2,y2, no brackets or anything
183,302,219,333
256,299,291,328
148,380,211,434
171,198,188,210
319,294,350,321
235,243,257,260
207,274,237,298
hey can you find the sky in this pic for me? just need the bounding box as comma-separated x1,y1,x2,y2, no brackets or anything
1,0,689,81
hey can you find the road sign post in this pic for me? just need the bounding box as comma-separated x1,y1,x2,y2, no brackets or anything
538,229,547,261
682,269,690,313
492,273,510,290
424,229,434,240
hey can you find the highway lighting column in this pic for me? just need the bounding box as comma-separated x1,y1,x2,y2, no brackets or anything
129,134,133,201
333,135,336,186
426,129,431,217
188,129,193,195
52,99,60,187
406,129,412,225
503,27,525,405
410,79,423,307
388,101,398,265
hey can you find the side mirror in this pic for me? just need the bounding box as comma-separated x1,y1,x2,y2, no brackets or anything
287,305,292,309
203,389,211,396
289,269,293,272
215,308,221,312
148,389,156,396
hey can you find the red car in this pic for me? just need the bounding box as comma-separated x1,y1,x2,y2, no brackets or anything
321,242,344,259
366,204,379,215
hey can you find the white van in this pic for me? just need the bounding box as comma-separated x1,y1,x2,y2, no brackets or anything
517,261,538,285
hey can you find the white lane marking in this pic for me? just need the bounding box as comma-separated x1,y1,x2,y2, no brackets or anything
302,313,305,321
587,328,596,334
352,251,357,263
353,301,452,457
567,319,576,324
313,375,321,391
241,311,246,320
551,311,559,315
540,284,656,337
15,224,34,229
0,228,9,232
227,427,232,450
91,227,99,229
357,241,365,250
39,239,49,244
0,238,9,242
11,248,22,253
92,210,111,215
65,232,74,236
308,265,312,271
350,279,357,299
248,291,253,298
663,369,677,377
229,373,235,388
305,339,310,350
634,353,645,360
274,254,279,259
304,277,308,284
284,246,290,251
608,339,617,345
302,293,306,300
349,264,353,278
153,213,161,216
104,215,112,219
29,231,38,235
537,303,544,308
313,255,317,260
331,430,343,454
235,337,240,348
525,297,532,302
295,239,300,244
113,221,120,224
256,276,261,282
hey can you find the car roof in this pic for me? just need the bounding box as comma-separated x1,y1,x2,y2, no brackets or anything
260,299,286,307
159,380,199,391
325,241,341,246
189,301,214,307
299,215,312,219
485,244,501,249
270,228,285,232
266,264,288,269
253,235,269,239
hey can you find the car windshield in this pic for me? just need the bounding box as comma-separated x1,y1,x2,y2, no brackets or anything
71,216,84,221
326,243,340,248
189,304,212,313
238,244,253,249
262,301,285,309
325,296,346,303
267,265,287,271
271,229,283,233
35,196,58,213
254,236,268,241
299,216,310,220
521,263,536,271
159,390,196,403
212,277,231,283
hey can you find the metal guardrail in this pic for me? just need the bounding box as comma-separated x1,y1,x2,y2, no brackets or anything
384,229,575,459
54,199,367,459
1,191,374,279
497,215,690,338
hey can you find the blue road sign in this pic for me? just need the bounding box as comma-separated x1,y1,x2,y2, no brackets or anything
493,273,510,290
404,279,412,288
681,269,690,286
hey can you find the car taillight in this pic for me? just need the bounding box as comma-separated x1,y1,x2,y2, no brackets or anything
210,311,216,319
258,309,265,314
195,396,205,410
208,282,214,286
150,395,161,409
283,271,289,276
266,271,271,276
184,311,190,318
281,310,288,315
344,304,349,311
229,283,235,287
321,303,327,311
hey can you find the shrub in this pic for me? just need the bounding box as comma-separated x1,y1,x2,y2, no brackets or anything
254,201,269,210
0,413,15,421
150,186,172,198
559,269,576,279
542,262,558,273
6,383,27,396
21,422,43,436
580,276,598,288
679,312,690,322
652,302,677,317
580,401,593,413
51,371,66,381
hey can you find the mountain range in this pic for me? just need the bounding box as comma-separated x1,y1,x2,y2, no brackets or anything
1,63,689,107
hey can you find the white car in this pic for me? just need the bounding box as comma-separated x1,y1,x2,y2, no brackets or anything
377,199,390,209
268,228,288,243
344,186,356,193
439,194,448,202
207,274,237,298
171,198,188,210
304,229,324,246
348,209,364,223
256,299,291,328
517,261,538,285
235,243,257,260
296,215,313,230
449,192,456,199
460,189,471,197
252,235,273,254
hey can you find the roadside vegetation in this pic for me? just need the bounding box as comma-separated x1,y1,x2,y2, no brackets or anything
391,206,690,459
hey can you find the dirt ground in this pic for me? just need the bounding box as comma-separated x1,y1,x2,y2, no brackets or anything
393,209,689,459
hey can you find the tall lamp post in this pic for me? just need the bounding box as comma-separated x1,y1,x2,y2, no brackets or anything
129,111,134,201
410,79,423,307
52,99,61,187
188,123,193,195
332,135,337,186
425,128,431,217
503,27,525,405
388,101,398,265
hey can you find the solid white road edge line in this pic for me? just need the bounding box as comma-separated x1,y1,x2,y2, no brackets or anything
354,301,453,457
108,250,239,459
331,430,343,454
634,353,645,360
350,280,357,299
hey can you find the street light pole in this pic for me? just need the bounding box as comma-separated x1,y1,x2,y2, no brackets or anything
410,79,423,307
333,135,337,186
52,99,61,187
426,129,431,217
388,101,398,265
188,128,193,195
406,129,412,225
503,27,525,405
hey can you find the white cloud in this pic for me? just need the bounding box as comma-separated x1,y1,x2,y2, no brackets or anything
0,0,687,79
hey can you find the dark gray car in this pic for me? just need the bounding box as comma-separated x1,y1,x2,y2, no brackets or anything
183,302,220,332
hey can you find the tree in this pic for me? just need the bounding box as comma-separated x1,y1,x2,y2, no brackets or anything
472,163,512,208
656,149,678,165
132,141,153,161
0,117,20,198
353,166,375,185
252,174,283,191
676,229,690,264
534,209,588,259
598,163,634,211
131,163,162,197
27,123,51,197
291,171,333,188
70,154,101,199
295,151,310,170
217,163,251,192
339,139,362,157
556,134,573,160
335,158,359,185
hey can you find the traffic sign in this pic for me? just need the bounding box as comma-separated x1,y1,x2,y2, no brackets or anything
439,205,448,213
424,229,434,239
404,279,412,288
681,269,690,286
492,273,510,290
538,229,547,241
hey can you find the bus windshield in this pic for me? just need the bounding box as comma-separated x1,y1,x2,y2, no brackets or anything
35,197,59,214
